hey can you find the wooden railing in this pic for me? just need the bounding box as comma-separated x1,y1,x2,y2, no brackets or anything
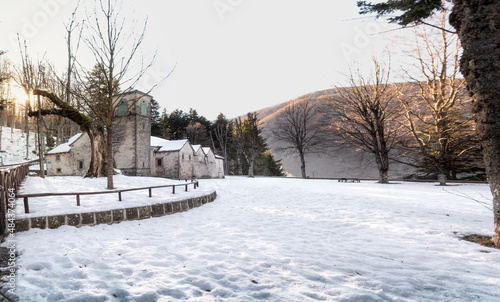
0,164,29,234
16,180,199,214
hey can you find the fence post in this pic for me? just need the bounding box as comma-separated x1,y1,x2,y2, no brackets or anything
76,194,80,206
24,197,30,213
118,191,122,201
149,187,152,197
185,184,188,192
172,186,175,194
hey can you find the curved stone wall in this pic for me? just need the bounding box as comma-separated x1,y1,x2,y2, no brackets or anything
14,191,217,233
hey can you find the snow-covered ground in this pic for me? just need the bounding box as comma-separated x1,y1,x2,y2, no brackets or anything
16,175,213,218
6,176,500,301
0,126,38,166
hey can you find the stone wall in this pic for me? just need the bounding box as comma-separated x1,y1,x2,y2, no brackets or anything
179,146,194,179
14,191,216,233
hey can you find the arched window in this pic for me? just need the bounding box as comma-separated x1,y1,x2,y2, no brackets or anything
140,99,147,116
118,99,128,116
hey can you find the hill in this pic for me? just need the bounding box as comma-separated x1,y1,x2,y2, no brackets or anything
251,88,414,179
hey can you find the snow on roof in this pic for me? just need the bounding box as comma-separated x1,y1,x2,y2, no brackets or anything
192,145,202,153
151,136,190,152
47,133,83,154
215,154,224,160
202,147,212,156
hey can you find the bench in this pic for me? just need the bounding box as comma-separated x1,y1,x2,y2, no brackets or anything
338,178,360,183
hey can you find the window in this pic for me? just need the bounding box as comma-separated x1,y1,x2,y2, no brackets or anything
55,155,60,161
140,99,147,116
117,99,128,116
182,154,185,161
156,158,163,167
56,168,62,173
189,155,192,161
78,160,84,170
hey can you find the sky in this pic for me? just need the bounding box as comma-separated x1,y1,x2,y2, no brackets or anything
0,0,402,120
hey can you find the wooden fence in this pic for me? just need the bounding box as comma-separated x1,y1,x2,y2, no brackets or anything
16,180,199,214
0,163,29,235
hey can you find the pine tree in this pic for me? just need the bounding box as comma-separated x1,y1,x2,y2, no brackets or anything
150,99,162,137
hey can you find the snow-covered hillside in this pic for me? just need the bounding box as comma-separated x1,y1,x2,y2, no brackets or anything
0,126,38,166
6,176,499,301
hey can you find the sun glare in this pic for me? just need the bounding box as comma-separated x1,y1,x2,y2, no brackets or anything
9,84,31,105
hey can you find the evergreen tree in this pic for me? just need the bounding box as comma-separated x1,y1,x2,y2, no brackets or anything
161,109,189,140
150,99,162,137
260,150,286,176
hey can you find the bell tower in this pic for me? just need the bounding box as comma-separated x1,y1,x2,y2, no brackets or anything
112,90,152,176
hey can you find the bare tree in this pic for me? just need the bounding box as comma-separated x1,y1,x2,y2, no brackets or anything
30,0,159,187
325,59,400,183
0,51,9,154
271,99,321,178
76,0,162,189
212,113,231,175
15,40,52,175
397,13,476,185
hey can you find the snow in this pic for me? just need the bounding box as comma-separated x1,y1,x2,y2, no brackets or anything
0,126,38,165
202,147,212,156
15,175,213,218
151,136,190,152
192,144,201,153
6,177,500,301
47,133,83,155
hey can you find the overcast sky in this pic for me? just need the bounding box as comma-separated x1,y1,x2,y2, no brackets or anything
0,0,402,120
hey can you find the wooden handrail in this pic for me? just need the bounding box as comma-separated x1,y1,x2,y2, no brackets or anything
1,163,30,235
16,180,199,214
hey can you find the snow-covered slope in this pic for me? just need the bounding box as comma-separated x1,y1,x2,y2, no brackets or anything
8,176,499,301
0,126,38,166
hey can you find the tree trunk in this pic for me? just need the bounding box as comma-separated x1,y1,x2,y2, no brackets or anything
25,106,29,159
299,150,307,178
438,172,447,186
247,158,255,178
37,95,45,178
85,126,107,178
379,169,389,184
236,150,243,175
450,1,500,247
374,148,390,184
106,128,114,189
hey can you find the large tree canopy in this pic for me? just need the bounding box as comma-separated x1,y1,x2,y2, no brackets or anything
357,0,445,25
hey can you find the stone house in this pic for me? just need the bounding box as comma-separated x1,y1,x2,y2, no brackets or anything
214,154,224,178
193,145,224,179
46,133,90,176
192,145,209,178
150,137,195,179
